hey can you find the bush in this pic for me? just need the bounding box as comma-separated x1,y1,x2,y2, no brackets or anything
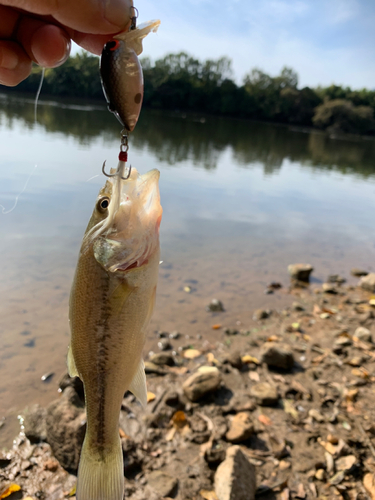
313,99,375,135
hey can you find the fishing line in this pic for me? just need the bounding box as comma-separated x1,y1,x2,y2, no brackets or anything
34,68,45,124
0,165,38,214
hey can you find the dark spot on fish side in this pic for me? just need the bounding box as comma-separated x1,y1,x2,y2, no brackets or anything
24,338,35,348
20,330,31,336
134,93,142,104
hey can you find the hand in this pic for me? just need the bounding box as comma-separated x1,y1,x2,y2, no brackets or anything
0,0,134,86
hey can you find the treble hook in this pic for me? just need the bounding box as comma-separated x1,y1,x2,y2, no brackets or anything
102,161,132,180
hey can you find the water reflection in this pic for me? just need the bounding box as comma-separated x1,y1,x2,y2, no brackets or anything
1,93,374,177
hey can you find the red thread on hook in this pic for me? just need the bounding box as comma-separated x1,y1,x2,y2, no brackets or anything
119,151,128,162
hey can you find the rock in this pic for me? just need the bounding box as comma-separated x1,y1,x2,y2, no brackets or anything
351,268,368,277
309,408,325,423
214,445,256,500
225,412,254,443
169,331,181,339
158,338,172,351
206,299,225,312
335,455,356,471
204,443,226,466
260,342,294,370
287,263,313,283
355,326,372,342
249,383,278,406
322,283,338,294
221,351,243,369
183,366,221,402
334,336,352,347
58,373,85,402
224,328,239,336
22,404,47,443
359,273,375,292
327,274,346,284
144,361,167,375
253,309,271,321
149,352,175,366
364,473,375,500
45,387,86,471
315,469,325,481
147,470,178,498
292,302,305,312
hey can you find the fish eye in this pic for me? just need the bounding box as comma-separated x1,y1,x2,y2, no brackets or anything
97,196,110,213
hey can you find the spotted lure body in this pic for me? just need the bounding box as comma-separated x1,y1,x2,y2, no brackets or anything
69,165,162,500
100,20,160,131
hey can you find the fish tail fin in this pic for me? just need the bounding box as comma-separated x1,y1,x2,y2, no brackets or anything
76,437,124,500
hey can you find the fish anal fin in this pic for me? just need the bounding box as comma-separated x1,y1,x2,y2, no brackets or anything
67,345,79,378
76,437,124,500
128,359,147,408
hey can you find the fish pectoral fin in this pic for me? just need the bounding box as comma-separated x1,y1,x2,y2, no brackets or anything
109,280,134,315
67,345,79,378
128,359,147,408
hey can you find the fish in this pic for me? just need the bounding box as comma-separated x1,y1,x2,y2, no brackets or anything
100,20,161,131
68,162,162,500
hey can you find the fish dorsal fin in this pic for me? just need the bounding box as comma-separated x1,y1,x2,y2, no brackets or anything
67,345,79,378
128,359,147,408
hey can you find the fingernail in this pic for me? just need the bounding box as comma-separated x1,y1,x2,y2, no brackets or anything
0,47,19,70
50,38,71,68
31,26,71,68
104,0,133,29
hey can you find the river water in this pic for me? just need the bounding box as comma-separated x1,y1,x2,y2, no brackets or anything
0,92,375,447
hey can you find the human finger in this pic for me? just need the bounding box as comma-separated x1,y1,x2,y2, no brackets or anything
0,41,32,86
16,19,71,68
0,0,134,33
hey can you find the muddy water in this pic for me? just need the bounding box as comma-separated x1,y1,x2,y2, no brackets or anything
1,93,375,447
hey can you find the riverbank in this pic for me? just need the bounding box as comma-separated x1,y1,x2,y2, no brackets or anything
1,50,375,137
2,268,375,500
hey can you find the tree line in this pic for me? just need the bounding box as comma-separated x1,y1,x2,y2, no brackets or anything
3,51,375,135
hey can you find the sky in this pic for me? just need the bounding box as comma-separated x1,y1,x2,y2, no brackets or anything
75,0,375,89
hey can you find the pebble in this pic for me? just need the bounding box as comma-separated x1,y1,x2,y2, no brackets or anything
260,342,294,370
354,326,372,343
336,455,356,471
253,309,271,321
225,412,254,443
224,328,239,336
147,470,178,498
169,331,181,339
359,273,375,293
322,283,338,294
221,351,243,370
214,445,256,500
288,263,313,282
249,382,278,406
292,302,305,312
327,274,346,284
183,366,221,402
149,352,175,366
334,336,352,347
309,408,325,423
144,361,167,375
315,469,325,481
157,339,172,351
206,299,225,312
351,268,368,277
